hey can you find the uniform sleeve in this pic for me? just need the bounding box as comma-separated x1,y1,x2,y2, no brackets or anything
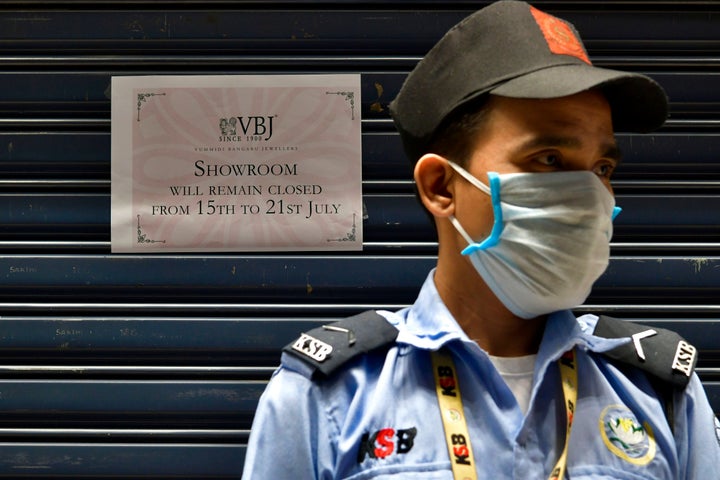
241,366,331,480
674,373,720,479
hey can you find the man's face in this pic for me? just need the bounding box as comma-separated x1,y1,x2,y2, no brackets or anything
451,89,618,242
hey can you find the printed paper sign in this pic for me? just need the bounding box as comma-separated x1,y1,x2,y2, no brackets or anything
111,74,362,252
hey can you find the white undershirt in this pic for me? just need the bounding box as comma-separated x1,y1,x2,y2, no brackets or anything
488,354,537,415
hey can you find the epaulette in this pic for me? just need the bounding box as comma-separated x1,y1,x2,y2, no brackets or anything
283,310,399,379
594,315,698,389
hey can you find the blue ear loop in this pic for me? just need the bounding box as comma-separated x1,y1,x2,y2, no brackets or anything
461,172,504,255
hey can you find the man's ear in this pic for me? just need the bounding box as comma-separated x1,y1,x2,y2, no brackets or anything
414,154,455,218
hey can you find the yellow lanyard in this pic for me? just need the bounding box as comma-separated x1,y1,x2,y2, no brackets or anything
431,349,477,480
550,349,578,480
431,348,577,480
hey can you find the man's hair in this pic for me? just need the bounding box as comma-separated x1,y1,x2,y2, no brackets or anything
422,96,491,169
411,96,491,224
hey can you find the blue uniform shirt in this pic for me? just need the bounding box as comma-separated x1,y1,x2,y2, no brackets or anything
242,272,720,479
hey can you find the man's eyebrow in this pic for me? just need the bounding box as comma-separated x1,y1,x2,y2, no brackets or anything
516,135,623,163
603,144,623,164
518,135,580,150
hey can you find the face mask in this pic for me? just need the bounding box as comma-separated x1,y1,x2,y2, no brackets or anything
447,161,620,319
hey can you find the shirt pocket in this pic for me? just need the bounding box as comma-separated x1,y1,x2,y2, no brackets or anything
340,463,452,480
569,465,670,480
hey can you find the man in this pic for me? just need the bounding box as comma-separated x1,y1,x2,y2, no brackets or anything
242,1,720,478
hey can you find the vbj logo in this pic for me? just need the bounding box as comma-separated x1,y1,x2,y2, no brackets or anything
219,115,275,141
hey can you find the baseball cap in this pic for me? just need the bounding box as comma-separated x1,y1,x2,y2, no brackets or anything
389,0,669,162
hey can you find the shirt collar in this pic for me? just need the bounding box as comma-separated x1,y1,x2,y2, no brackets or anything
385,270,470,350
538,310,629,363
384,269,629,358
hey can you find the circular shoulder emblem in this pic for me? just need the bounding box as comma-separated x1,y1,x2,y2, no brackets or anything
599,405,656,466
714,415,720,446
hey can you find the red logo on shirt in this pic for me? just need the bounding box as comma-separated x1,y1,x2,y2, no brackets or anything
357,427,417,462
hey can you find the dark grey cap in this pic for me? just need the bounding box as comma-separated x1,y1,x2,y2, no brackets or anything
389,0,669,162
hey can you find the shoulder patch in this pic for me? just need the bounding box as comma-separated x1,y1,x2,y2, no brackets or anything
283,310,399,379
593,315,697,389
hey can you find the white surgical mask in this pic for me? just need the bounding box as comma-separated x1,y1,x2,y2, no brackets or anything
447,161,621,319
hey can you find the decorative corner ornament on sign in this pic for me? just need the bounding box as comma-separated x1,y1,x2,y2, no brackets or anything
328,213,358,243
136,215,166,245
136,92,166,122
325,91,356,120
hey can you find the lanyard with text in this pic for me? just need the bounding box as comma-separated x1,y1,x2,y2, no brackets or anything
431,348,578,480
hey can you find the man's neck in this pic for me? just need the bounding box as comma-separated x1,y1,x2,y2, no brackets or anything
433,263,547,357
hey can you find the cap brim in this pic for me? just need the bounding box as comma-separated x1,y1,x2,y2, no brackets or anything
489,64,668,133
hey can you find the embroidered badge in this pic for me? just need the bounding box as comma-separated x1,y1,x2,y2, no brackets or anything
599,405,656,466
714,415,720,447
529,6,591,65
357,427,417,462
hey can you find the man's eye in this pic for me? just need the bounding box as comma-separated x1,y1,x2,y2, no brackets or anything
594,163,615,178
536,154,560,166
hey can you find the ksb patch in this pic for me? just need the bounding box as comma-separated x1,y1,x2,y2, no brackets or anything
599,405,656,466
714,415,720,447
357,427,417,462
291,333,333,362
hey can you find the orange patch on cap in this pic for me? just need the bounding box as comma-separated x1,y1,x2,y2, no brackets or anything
530,6,591,65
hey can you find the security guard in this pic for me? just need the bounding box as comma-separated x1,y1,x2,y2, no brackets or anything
242,2,720,478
